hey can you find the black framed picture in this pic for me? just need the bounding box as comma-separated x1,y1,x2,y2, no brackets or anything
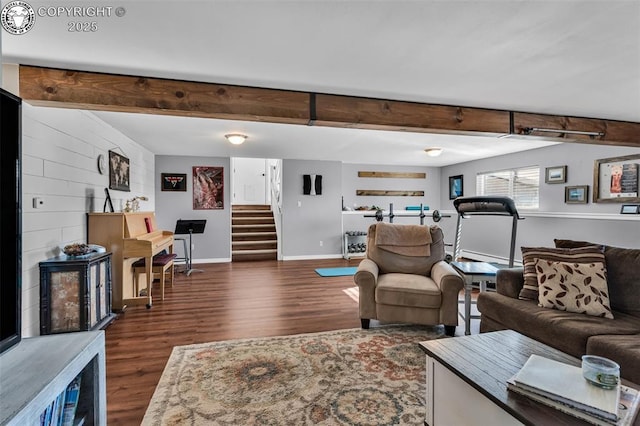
564,185,588,204
108,150,130,192
449,175,463,200
161,173,187,191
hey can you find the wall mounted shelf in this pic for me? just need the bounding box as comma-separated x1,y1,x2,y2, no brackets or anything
356,190,424,196
358,171,426,179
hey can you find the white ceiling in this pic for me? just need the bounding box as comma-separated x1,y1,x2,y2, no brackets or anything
3,0,639,166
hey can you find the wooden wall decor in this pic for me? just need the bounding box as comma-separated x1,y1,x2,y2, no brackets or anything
17,66,640,147
356,190,424,196
358,171,426,179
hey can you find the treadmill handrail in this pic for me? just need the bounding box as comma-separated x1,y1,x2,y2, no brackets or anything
453,196,521,219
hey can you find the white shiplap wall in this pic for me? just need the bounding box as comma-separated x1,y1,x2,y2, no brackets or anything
21,104,155,337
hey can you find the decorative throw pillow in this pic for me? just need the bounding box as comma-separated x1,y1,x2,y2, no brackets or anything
553,239,595,249
535,259,613,319
555,239,640,316
519,245,605,300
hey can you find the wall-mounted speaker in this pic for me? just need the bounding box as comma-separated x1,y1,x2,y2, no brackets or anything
303,174,322,195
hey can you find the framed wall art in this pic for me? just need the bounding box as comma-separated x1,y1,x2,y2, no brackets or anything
564,185,588,204
449,175,463,200
193,166,224,209
593,154,640,203
108,150,130,192
545,165,567,184
161,173,187,192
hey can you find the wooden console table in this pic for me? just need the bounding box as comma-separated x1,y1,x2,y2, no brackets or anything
419,330,640,425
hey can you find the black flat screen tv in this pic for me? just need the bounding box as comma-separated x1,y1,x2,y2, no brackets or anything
0,88,22,354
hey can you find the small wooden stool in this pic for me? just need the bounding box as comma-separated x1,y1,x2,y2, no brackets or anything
132,253,177,301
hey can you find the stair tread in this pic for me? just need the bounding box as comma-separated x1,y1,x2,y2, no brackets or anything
232,248,277,254
233,240,277,244
232,216,273,219
232,210,273,214
231,231,276,237
232,205,270,210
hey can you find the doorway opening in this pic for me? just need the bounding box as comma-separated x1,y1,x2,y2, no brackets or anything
230,158,282,261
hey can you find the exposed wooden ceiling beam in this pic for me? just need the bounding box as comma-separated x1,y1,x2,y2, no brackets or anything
18,66,310,125
513,112,640,147
314,94,509,134
18,65,640,147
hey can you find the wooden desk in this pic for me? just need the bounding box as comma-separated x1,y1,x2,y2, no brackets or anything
450,261,498,335
419,330,640,426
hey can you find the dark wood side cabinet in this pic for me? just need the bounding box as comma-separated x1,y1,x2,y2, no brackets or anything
40,252,115,335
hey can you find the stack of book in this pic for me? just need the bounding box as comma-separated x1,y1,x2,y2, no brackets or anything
39,375,82,426
508,354,640,426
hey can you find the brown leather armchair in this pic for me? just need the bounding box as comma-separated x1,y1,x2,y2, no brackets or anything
354,222,464,336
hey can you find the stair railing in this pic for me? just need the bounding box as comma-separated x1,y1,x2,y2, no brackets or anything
269,160,283,260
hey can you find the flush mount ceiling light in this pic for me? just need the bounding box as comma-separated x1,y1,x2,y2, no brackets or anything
225,133,248,145
424,147,443,157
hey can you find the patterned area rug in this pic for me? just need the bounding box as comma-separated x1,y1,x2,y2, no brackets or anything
142,326,445,425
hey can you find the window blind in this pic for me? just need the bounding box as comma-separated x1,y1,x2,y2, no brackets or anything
476,166,539,209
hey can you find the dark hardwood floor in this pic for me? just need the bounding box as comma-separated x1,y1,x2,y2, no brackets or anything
105,258,363,425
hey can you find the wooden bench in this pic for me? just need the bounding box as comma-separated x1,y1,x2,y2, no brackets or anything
132,253,177,301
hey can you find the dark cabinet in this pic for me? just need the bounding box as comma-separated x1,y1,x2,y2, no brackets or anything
40,252,115,334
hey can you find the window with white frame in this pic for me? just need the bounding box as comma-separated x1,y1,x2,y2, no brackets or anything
476,166,540,209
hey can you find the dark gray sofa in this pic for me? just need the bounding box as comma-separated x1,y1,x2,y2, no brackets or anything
477,240,640,384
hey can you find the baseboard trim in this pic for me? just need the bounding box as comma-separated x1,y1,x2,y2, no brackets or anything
282,254,344,261
192,258,231,264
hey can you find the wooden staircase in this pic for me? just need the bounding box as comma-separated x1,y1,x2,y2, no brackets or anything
232,204,278,261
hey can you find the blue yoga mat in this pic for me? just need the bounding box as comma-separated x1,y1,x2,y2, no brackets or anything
315,267,358,277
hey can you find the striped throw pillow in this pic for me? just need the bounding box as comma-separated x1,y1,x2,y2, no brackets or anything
518,245,605,300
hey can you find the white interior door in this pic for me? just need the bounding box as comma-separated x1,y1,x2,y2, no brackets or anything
232,158,267,205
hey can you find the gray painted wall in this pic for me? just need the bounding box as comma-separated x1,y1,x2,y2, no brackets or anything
281,159,343,258
155,156,231,262
438,143,640,262
342,163,439,212
342,162,441,240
